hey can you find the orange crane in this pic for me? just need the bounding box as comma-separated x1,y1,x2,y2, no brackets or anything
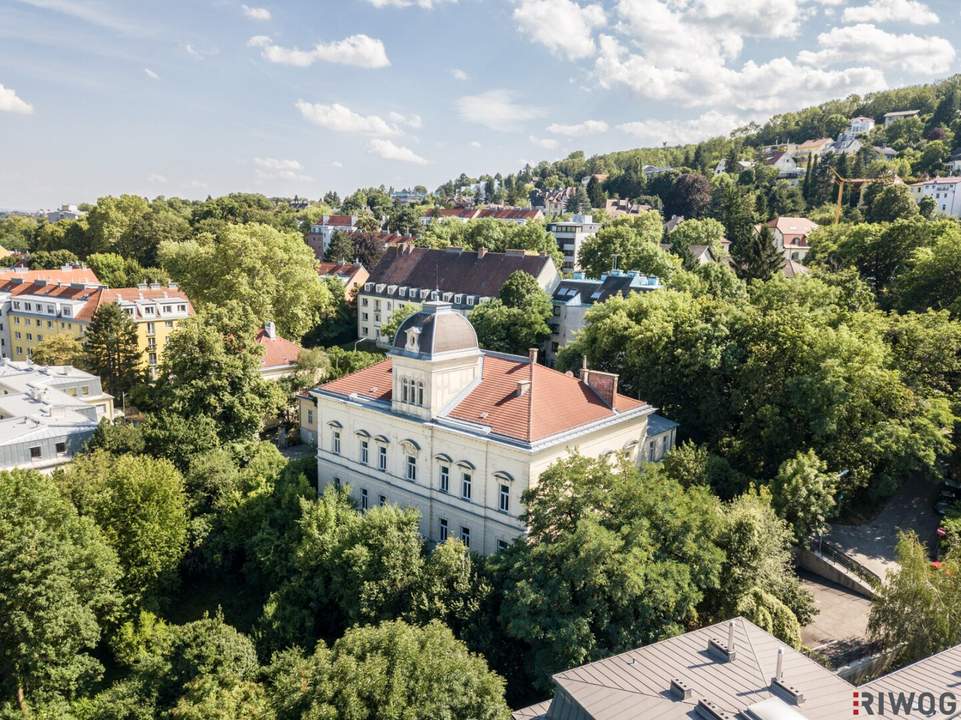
831,169,887,224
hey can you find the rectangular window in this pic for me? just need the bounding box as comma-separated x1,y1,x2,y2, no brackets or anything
30,446,41,459
648,441,656,462
333,430,341,455
378,446,387,471
307,409,314,425
361,488,368,510
417,382,424,406
379,494,387,507
81,385,89,396
461,527,470,548
149,353,157,365
497,539,509,552
401,378,409,403
499,484,510,513
439,518,448,541
440,465,449,493
55,441,67,455
360,440,369,465
461,473,472,501
406,455,417,481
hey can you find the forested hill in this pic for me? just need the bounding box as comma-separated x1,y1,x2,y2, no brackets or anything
434,74,961,202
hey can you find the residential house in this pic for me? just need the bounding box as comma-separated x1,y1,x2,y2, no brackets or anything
884,109,920,126
356,245,560,346
948,151,961,174
660,240,725,266
827,136,862,156
0,359,113,471
547,214,600,272
316,262,369,298
713,159,755,174
391,189,428,205
256,321,302,381
476,207,543,225
306,215,359,258
764,216,819,262
848,115,876,135
547,271,660,366
531,187,577,216
782,258,810,279
642,164,672,179
873,145,898,161
310,301,675,554
794,137,833,164
763,150,801,181
45,204,83,223
909,177,961,218
604,198,652,218
0,274,193,375
513,616,961,720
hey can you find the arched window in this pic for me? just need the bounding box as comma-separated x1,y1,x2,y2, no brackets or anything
401,377,409,403
416,381,424,406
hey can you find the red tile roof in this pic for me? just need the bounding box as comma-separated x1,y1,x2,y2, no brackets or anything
318,354,647,444
317,262,365,277
476,208,543,221
256,329,302,369
0,267,100,284
322,214,356,227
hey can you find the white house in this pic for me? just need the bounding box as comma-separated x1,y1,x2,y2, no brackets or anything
45,204,83,223
311,302,676,555
848,116,876,136
884,110,920,127
764,216,819,262
306,215,359,258
909,177,961,218
546,214,600,273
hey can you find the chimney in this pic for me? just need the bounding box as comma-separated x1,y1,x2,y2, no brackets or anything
528,347,538,365
775,648,784,682
264,321,277,339
516,379,531,397
477,246,488,258
579,357,619,409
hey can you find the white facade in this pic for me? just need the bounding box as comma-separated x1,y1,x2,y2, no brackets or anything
909,178,961,218
849,116,875,136
315,303,673,555
547,214,600,273
46,205,83,223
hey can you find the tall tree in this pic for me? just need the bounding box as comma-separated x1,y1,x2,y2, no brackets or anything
82,302,143,398
29,333,83,366
586,175,606,209
668,173,712,218
0,470,121,713
469,271,553,355
731,224,784,281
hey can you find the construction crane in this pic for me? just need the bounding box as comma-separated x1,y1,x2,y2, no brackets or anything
830,169,887,224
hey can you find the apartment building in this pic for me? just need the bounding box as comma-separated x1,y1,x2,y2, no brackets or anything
356,245,559,346
547,213,600,272
310,301,675,555
306,215,359,257
0,270,192,374
0,359,113,471
909,177,961,218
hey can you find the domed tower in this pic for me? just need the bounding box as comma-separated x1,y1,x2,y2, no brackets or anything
389,301,483,420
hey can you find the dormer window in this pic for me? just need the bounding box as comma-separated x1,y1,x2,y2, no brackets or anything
405,327,421,353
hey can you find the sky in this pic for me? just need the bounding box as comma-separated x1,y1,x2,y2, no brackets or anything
1,0,960,210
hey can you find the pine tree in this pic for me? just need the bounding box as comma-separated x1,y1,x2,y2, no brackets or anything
586,176,607,209
82,302,143,398
802,155,813,202
732,224,784,281
566,186,591,213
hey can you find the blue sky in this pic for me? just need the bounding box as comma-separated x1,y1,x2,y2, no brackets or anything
1,0,960,210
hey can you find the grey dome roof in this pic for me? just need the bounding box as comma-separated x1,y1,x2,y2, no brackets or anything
392,301,479,358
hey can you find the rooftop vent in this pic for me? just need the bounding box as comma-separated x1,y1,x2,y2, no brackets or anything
696,699,732,720
707,622,737,663
516,379,531,397
670,678,693,701
769,648,805,705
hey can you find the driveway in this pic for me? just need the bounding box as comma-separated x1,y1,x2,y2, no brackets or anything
827,476,942,582
799,572,873,668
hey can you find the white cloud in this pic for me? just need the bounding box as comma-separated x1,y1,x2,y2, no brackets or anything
241,4,271,20
547,120,608,136
295,101,400,136
389,111,423,129
470,140,482,148
367,139,429,164
451,68,469,81
456,90,545,131
331,161,344,168
514,0,606,60
843,0,938,25
148,173,167,184
253,157,312,182
798,24,954,75
530,135,560,149
685,0,804,39
184,43,217,60
365,0,455,7
618,111,742,145
144,68,159,80
595,34,887,113
0,83,33,114
250,34,390,69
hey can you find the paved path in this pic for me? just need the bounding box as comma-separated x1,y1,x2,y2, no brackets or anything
800,572,873,668
827,476,941,582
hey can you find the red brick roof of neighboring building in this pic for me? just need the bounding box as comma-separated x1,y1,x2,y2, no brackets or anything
317,262,365,278
318,353,646,444
256,328,302,369
425,208,480,220
321,214,356,226
84,287,193,322
476,208,542,221
0,267,100,284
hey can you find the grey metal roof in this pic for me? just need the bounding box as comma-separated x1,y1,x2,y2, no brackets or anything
517,618,854,720
647,413,679,436
859,644,961,718
391,301,480,358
